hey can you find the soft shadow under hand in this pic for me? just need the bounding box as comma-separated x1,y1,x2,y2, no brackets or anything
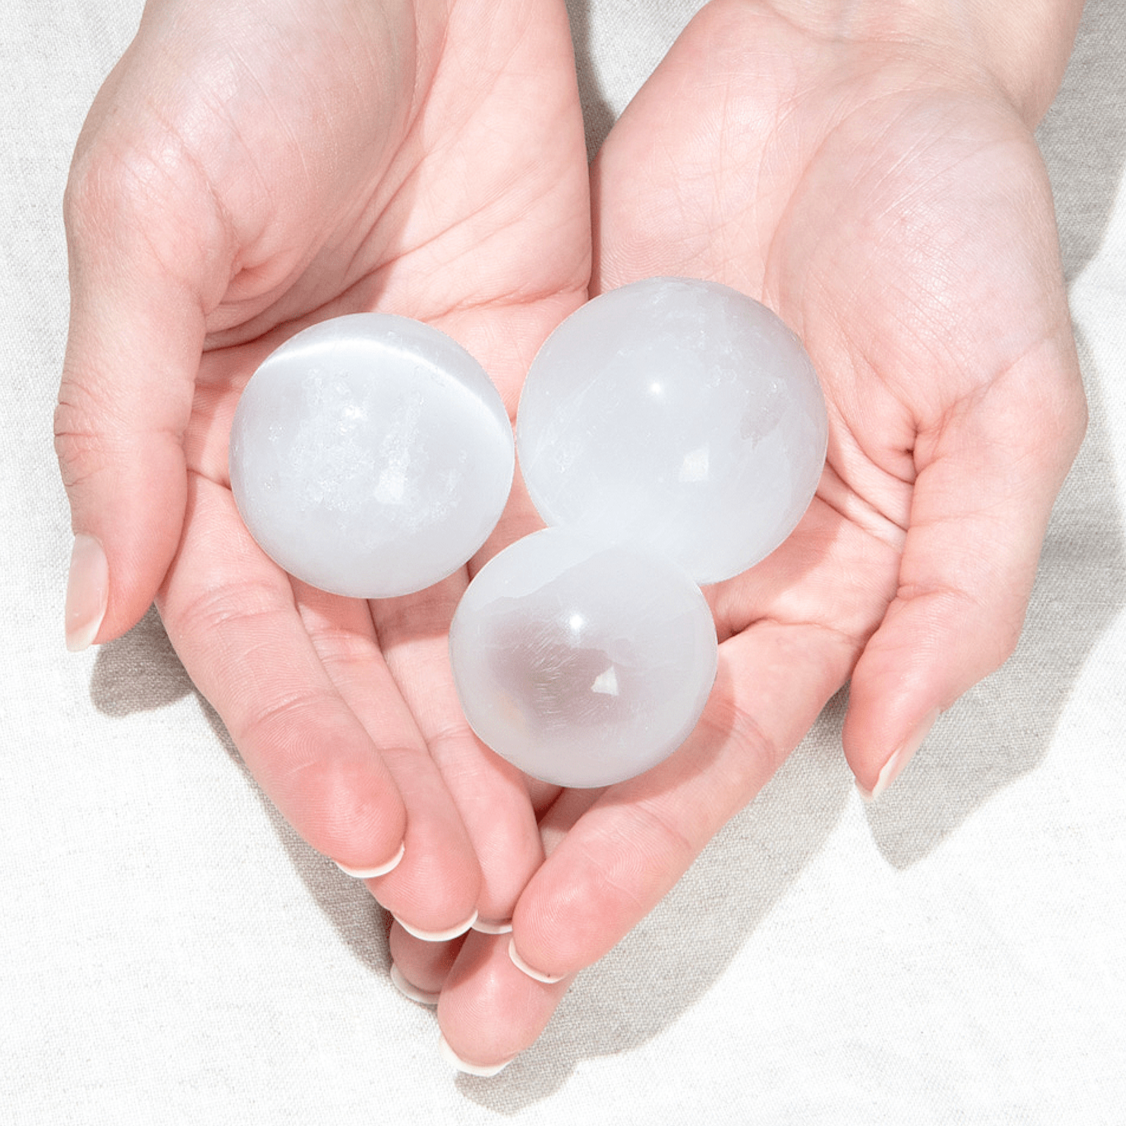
90,605,394,977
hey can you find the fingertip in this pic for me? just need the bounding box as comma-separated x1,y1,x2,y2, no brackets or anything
390,963,441,1007
842,579,1009,798
471,917,514,935
507,937,567,984
64,533,108,651
437,932,566,1069
56,419,190,647
853,706,938,801
392,910,479,944
437,1033,515,1077
387,919,464,999
315,781,409,884
333,841,406,879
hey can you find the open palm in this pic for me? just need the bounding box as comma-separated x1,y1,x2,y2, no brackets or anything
57,0,590,937
413,0,1086,1070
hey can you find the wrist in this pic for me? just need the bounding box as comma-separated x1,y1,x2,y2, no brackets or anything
764,0,1085,124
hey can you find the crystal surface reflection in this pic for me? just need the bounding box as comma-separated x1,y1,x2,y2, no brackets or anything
450,528,718,788
229,313,514,598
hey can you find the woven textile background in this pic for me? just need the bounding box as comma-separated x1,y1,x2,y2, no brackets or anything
2,1,1123,1121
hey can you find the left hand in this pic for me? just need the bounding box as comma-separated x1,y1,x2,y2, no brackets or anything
58,0,591,953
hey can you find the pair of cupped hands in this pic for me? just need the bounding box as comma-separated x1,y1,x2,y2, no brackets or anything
57,0,1086,1073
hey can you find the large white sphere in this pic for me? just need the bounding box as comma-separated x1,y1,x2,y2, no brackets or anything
449,528,718,788
229,313,514,599
517,277,827,584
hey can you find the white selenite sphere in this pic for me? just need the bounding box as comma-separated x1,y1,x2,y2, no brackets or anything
229,313,514,599
517,277,828,584
449,528,718,788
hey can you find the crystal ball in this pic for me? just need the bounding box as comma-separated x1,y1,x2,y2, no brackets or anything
229,313,514,599
449,528,718,788
516,277,827,584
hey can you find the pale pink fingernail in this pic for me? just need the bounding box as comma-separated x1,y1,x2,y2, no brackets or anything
857,707,939,802
438,1033,515,1077
392,909,478,943
389,962,440,1006
333,842,406,879
508,938,566,984
65,534,108,652
472,917,514,935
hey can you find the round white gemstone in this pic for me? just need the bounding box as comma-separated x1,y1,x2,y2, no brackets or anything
229,313,514,598
449,528,718,788
516,277,827,584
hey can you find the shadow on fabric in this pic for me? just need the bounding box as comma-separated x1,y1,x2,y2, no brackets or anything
565,0,615,159
860,0,1126,869
89,605,396,982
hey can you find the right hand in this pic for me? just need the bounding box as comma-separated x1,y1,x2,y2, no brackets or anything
404,0,1087,1071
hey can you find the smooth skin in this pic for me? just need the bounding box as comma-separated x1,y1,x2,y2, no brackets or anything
57,0,591,937
59,0,1087,1073
394,0,1088,1069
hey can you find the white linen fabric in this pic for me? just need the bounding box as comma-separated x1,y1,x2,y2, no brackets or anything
2,1,1123,1121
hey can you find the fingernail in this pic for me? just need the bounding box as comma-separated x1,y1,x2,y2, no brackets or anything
438,1033,515,1077
508,937,566,984
389,962,440,1006
65,534,108,652
471,917,513,935
857,707,939,802
333,842,405,879
392,909,478,943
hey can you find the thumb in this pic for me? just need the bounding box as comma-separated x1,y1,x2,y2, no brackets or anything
56,138,223,649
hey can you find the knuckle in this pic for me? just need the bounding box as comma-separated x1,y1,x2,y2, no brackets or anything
64,142,133,247
53,393,106,490
53,381,141,494
700,691,787,792
165,574,290,642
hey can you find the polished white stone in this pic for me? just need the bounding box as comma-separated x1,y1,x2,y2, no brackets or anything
449,528,718,787
229,313,514,598
517,277,827,584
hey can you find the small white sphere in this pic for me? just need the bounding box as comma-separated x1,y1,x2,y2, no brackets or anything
517,277,827,584
229,313,514,599
449,528,718,788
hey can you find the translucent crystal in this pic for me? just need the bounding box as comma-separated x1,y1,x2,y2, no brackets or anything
449,528,718,787
517,277,827,584
229,313,513,598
